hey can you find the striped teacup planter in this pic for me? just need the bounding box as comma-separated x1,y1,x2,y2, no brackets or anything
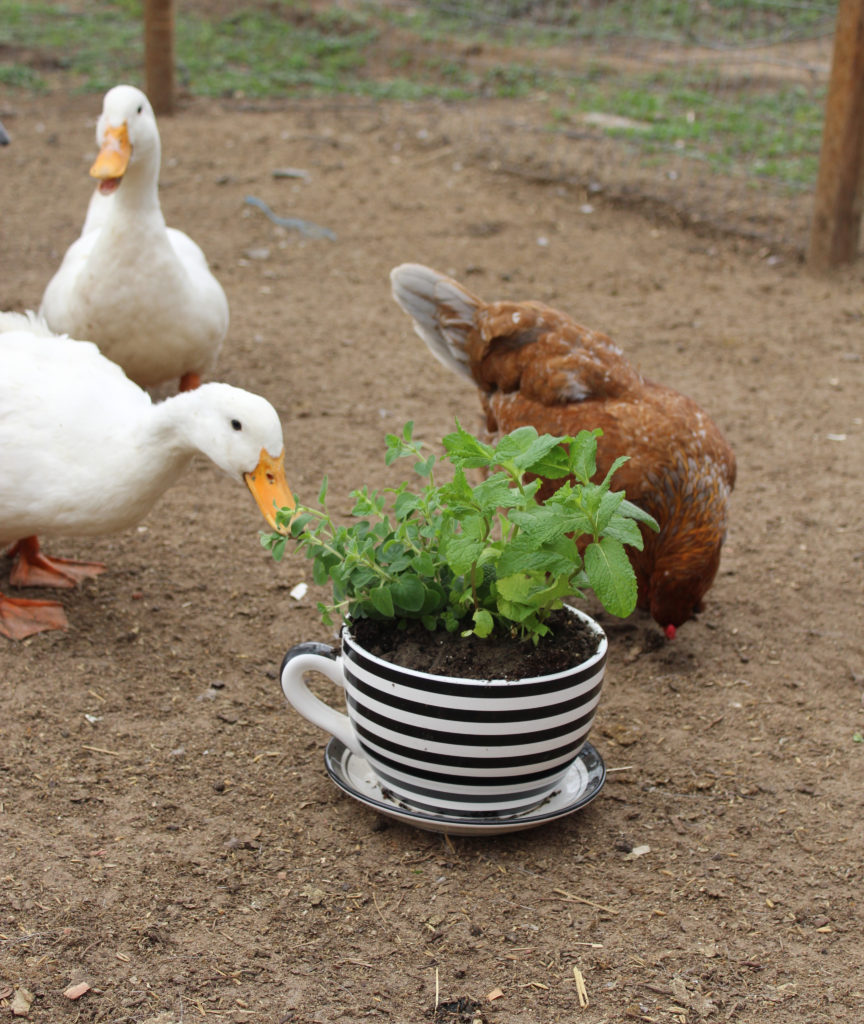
281,606,607,820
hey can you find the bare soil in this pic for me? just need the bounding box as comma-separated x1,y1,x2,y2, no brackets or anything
1,84,862,1024
350,611,602,679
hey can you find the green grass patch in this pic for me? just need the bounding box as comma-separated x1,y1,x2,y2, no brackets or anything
554,66,825,188
0,1,142,92
0,0,830,188
376,0,835,45
0,62,47,90
175,8,376,98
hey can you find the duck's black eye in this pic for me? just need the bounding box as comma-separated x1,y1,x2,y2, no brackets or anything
137,104,143,114
231,419,242,431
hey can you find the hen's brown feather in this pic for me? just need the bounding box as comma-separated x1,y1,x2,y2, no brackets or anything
391,263,736,631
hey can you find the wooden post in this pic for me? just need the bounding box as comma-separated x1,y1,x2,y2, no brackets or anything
808,0,864,270
144,0,175,116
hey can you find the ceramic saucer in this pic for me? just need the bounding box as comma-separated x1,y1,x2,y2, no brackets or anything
323,738,606,836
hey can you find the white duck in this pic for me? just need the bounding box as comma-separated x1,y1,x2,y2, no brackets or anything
39,85,229,392
0,313,293,640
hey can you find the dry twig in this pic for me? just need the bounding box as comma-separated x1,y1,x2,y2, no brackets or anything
573,966,589,1008
550,888,620,916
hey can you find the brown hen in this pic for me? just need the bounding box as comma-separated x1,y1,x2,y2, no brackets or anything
390,263,736,636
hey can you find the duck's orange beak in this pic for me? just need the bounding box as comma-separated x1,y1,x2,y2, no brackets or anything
89,122,131,192
244,448,294,530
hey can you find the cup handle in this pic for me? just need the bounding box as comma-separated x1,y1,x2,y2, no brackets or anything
279,641,364,757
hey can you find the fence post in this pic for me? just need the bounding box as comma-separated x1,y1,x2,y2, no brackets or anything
808,0,864,270
144,0,175,116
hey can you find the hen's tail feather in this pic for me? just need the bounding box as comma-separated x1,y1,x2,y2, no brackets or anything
390,263,480,381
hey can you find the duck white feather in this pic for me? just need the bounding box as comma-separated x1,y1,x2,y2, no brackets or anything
39,85,229,390
0,309,55,337
0,324,293,639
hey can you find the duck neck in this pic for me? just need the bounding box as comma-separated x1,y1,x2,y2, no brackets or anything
111,137,164,222
148,389,202,458
118,394,198,516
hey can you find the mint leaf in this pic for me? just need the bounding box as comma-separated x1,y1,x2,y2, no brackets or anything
470,608,494,638
443,421,495,467
443,532,487,575
567,429,603,483
621,498,660,531
583,537,638,617
599,516,646,550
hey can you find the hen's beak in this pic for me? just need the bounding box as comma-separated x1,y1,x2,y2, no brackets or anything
90,122,131,192
244,448,294,530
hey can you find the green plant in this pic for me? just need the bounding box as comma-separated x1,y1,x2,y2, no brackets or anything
263,421,658,644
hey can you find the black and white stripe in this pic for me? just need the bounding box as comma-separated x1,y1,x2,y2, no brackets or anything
340,608,607,819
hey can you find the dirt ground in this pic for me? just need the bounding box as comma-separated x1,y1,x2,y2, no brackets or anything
1,85,862,1024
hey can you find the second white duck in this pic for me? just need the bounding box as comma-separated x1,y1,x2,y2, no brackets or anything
39,84,229,391
0,313,293,640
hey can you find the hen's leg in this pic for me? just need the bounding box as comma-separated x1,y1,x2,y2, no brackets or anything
6,537,105,589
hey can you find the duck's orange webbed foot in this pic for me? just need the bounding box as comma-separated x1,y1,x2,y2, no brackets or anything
179,371,201,392
0,593,69,640
6,536,105,589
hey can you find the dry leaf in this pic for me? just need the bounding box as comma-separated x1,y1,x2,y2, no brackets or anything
670,977,688,1003
486,987,504,1001
625,844,651,860
63,982,91,1000
691,992,718,1017
11,987,34,1017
